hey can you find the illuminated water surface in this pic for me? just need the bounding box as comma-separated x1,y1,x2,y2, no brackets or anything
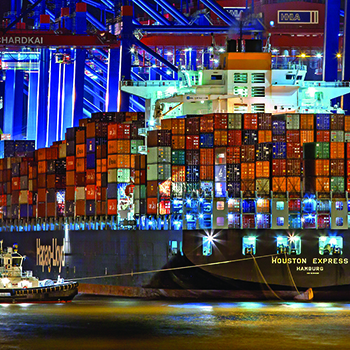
1,295,350,349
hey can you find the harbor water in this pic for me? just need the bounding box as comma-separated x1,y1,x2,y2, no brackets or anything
1,295,350,349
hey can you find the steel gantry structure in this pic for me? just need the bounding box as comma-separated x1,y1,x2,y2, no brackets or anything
0,0,349,148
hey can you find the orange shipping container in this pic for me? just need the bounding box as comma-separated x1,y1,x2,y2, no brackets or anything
172,166,186,182
37,148,48,161
76,144,86,158
315,159,329,176
315,177,330,192
76,200,85,216
172,118,186,135
117,140,131,154
38,188,47,202
330,142,344,159
86,122,96,138
345,115,350,132
300,114,314,130
255,161,269,178
200,165,214,180
76,158,86,173
243,113,258,130
117,154,131,168
287,177,301,193
76,130,85,144
272,177,286,193
241,163,255,180
108,140,117,154
200,115,214,133
108,154,117,169
316,130,330,142
161,119,172,130
200,148,214,165
300,130,314,145
214,130,228,146
86,169,96,184
66,171,75,186
258,130,272,143
38,161,47,174
172,135,186,149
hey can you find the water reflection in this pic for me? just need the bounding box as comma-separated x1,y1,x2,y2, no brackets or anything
0,295,350,349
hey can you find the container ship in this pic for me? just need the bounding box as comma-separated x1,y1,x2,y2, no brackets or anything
1,44,350,300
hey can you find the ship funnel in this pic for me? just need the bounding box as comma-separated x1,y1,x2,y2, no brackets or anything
226,39,237,53
245,39,263,53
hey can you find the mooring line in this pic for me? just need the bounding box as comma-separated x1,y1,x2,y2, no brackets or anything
66,253,278,282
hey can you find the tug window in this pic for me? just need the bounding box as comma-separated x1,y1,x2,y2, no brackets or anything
276,236,301,255
242,236,256,255
319,236,343,255
203,236,213,256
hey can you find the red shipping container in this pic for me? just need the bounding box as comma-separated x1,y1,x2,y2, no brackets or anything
107,123,117,140
330,142,344,159
172,135,186,149
86,184,96,200
258,113,272,130
243,113,258,130
147,197,157,214
86,169,96,184
186,135,200,150
96,201,106,216
159,200,171,215
286,130,300,143
12,177,20,191
200,115,214,133
117,124,131,139
241,163,255,180
227,147,241,164
272,135,286,142
289,199,301,211
255,161,269,178
272,159,286,176
242,214,255,229
318,215,330,229
286,159,301,176
37,148,48,161
37,188,47,202
200,165,214,180
240,145,255,162
214,130,228,146
286,143,301,159
330,159,345,176
76,158,86,173
76,130,85,144
186,150,200,165
214,114,228,129
38,161,47,174
107,199,117,215
258,130,272,143
316,130,330,142
241,180,255,196
200,148,214,165
66,156,75,171
228,130,242,146
185,117,200,134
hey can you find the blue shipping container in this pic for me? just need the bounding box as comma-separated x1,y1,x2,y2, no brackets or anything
272,120,286,135
215,165,227,182
272,142,286,159
200,133,214,148
316,114,330,130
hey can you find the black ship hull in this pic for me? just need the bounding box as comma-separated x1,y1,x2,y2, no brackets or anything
2,228,350,300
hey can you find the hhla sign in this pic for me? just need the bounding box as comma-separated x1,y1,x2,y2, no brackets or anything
278,10,319,24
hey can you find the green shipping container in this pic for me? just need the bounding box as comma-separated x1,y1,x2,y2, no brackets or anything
315,142,329,159
131,140,144,154
172,150,186,165
117,169,131,183
330,177,345,192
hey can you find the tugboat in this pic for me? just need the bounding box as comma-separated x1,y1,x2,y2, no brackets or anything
0,241,78,303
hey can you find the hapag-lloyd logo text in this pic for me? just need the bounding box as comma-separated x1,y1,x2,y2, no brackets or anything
36,238,65,273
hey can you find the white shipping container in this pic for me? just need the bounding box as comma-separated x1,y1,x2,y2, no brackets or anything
147,147,171,164
331,130,344,142
147,164,171,181
256,178,270,195
19,190,28,204
59,144,67,158
117,168,131,183
286,114,300,130
345,133,350,143
108,169,117,183
228,113,242,129
76,187,85,200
